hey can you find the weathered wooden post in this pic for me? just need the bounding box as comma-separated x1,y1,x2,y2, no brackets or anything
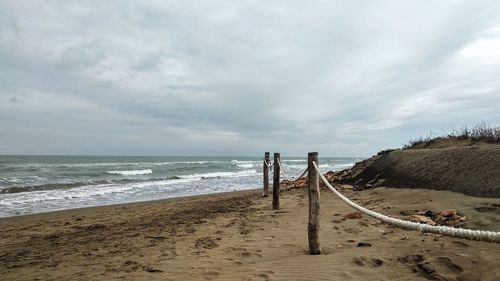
308,152,321,255
272,152,280,210
263,152,270,197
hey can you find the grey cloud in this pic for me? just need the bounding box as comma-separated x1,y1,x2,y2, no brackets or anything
132,48,169,71
59,39,106,70
1,1,500,156
9,96,19,104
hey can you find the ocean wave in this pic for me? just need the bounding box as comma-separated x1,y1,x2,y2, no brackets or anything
0,176,47,185
0,175,225,208
171,161,228,165
286,164,308,169
236,163,255,168
230,160,256,169
106,169,153,175
0,176,183,194
0,181,100,194
0,162,177,171
181,169,258,180
0,177,24,184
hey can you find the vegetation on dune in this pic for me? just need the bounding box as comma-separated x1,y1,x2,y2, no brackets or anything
403,123,500,149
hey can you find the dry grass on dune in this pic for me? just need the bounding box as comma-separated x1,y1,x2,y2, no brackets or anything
403,123,500,150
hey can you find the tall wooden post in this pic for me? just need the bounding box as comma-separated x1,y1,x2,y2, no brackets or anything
263,152,270,197
272,152,280,210
308,152,321,255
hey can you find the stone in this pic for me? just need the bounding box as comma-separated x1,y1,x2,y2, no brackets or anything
423,210,436,219
369,258,384,267
357,242,372,247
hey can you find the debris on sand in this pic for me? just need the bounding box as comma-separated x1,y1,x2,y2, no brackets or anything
402,209,466,226
344,211,363,219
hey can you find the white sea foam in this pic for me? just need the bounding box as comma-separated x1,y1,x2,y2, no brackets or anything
287,164,308,169
172,161,227,165
230,160,252,163
174,161,208,164
335,163,355,167
0,176,47,184
106,169,153,175
237,163,255,168
230,160,256,168
181,169,258,180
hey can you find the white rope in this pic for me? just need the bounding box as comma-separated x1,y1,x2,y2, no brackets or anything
298,167,308,179
263,158,271,167
274,159,308,181
276,158,290,181
312,161,500,243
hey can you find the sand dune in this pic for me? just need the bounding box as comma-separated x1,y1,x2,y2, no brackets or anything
336,143,500,198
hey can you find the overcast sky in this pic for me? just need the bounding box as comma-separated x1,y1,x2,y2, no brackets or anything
1,1,500,157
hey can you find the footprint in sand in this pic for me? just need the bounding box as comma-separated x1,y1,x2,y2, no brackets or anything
226,247,262,258
281,243,306,254
251,270,275,281
352,256,384,267
194,237,219,249
451,241,470,248
416,256,463,280
202,270,221,280
400,254,464,280
474,203,500,214
240,228,252,235
108,260,159,273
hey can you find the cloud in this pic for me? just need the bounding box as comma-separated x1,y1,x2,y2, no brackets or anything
1,1,500,156
9,96,19,104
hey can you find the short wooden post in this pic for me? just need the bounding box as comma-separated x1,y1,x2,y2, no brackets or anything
272,153,280,210
307,152,321,255
263,152,270,197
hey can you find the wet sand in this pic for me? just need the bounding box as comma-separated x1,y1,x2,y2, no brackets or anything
1,185,499,280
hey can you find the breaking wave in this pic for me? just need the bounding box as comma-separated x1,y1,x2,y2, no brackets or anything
106,169,153,175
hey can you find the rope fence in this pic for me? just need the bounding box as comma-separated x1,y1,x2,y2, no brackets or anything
297,167,308,180
263,155,307,181
262,151,500,255
276,158,291,181
311,161,500,243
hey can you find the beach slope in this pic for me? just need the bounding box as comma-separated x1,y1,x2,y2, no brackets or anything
1,185,499,280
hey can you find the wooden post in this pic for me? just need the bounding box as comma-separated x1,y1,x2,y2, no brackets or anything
307,152,321,255
263,152,270,197
272,152,280,210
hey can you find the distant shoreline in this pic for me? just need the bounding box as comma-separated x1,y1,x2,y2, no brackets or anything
0,188,261,221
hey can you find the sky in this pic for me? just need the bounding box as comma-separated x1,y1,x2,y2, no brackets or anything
1,1,500,157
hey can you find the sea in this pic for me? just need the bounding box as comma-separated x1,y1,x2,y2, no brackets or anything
0,155,361,218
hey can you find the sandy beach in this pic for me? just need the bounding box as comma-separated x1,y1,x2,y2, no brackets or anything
1,183,499,281
3,1,500,280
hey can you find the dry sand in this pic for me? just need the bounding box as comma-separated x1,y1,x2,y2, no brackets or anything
1,185,500,281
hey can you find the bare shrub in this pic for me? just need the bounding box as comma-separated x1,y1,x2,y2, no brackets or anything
403,123,500,149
